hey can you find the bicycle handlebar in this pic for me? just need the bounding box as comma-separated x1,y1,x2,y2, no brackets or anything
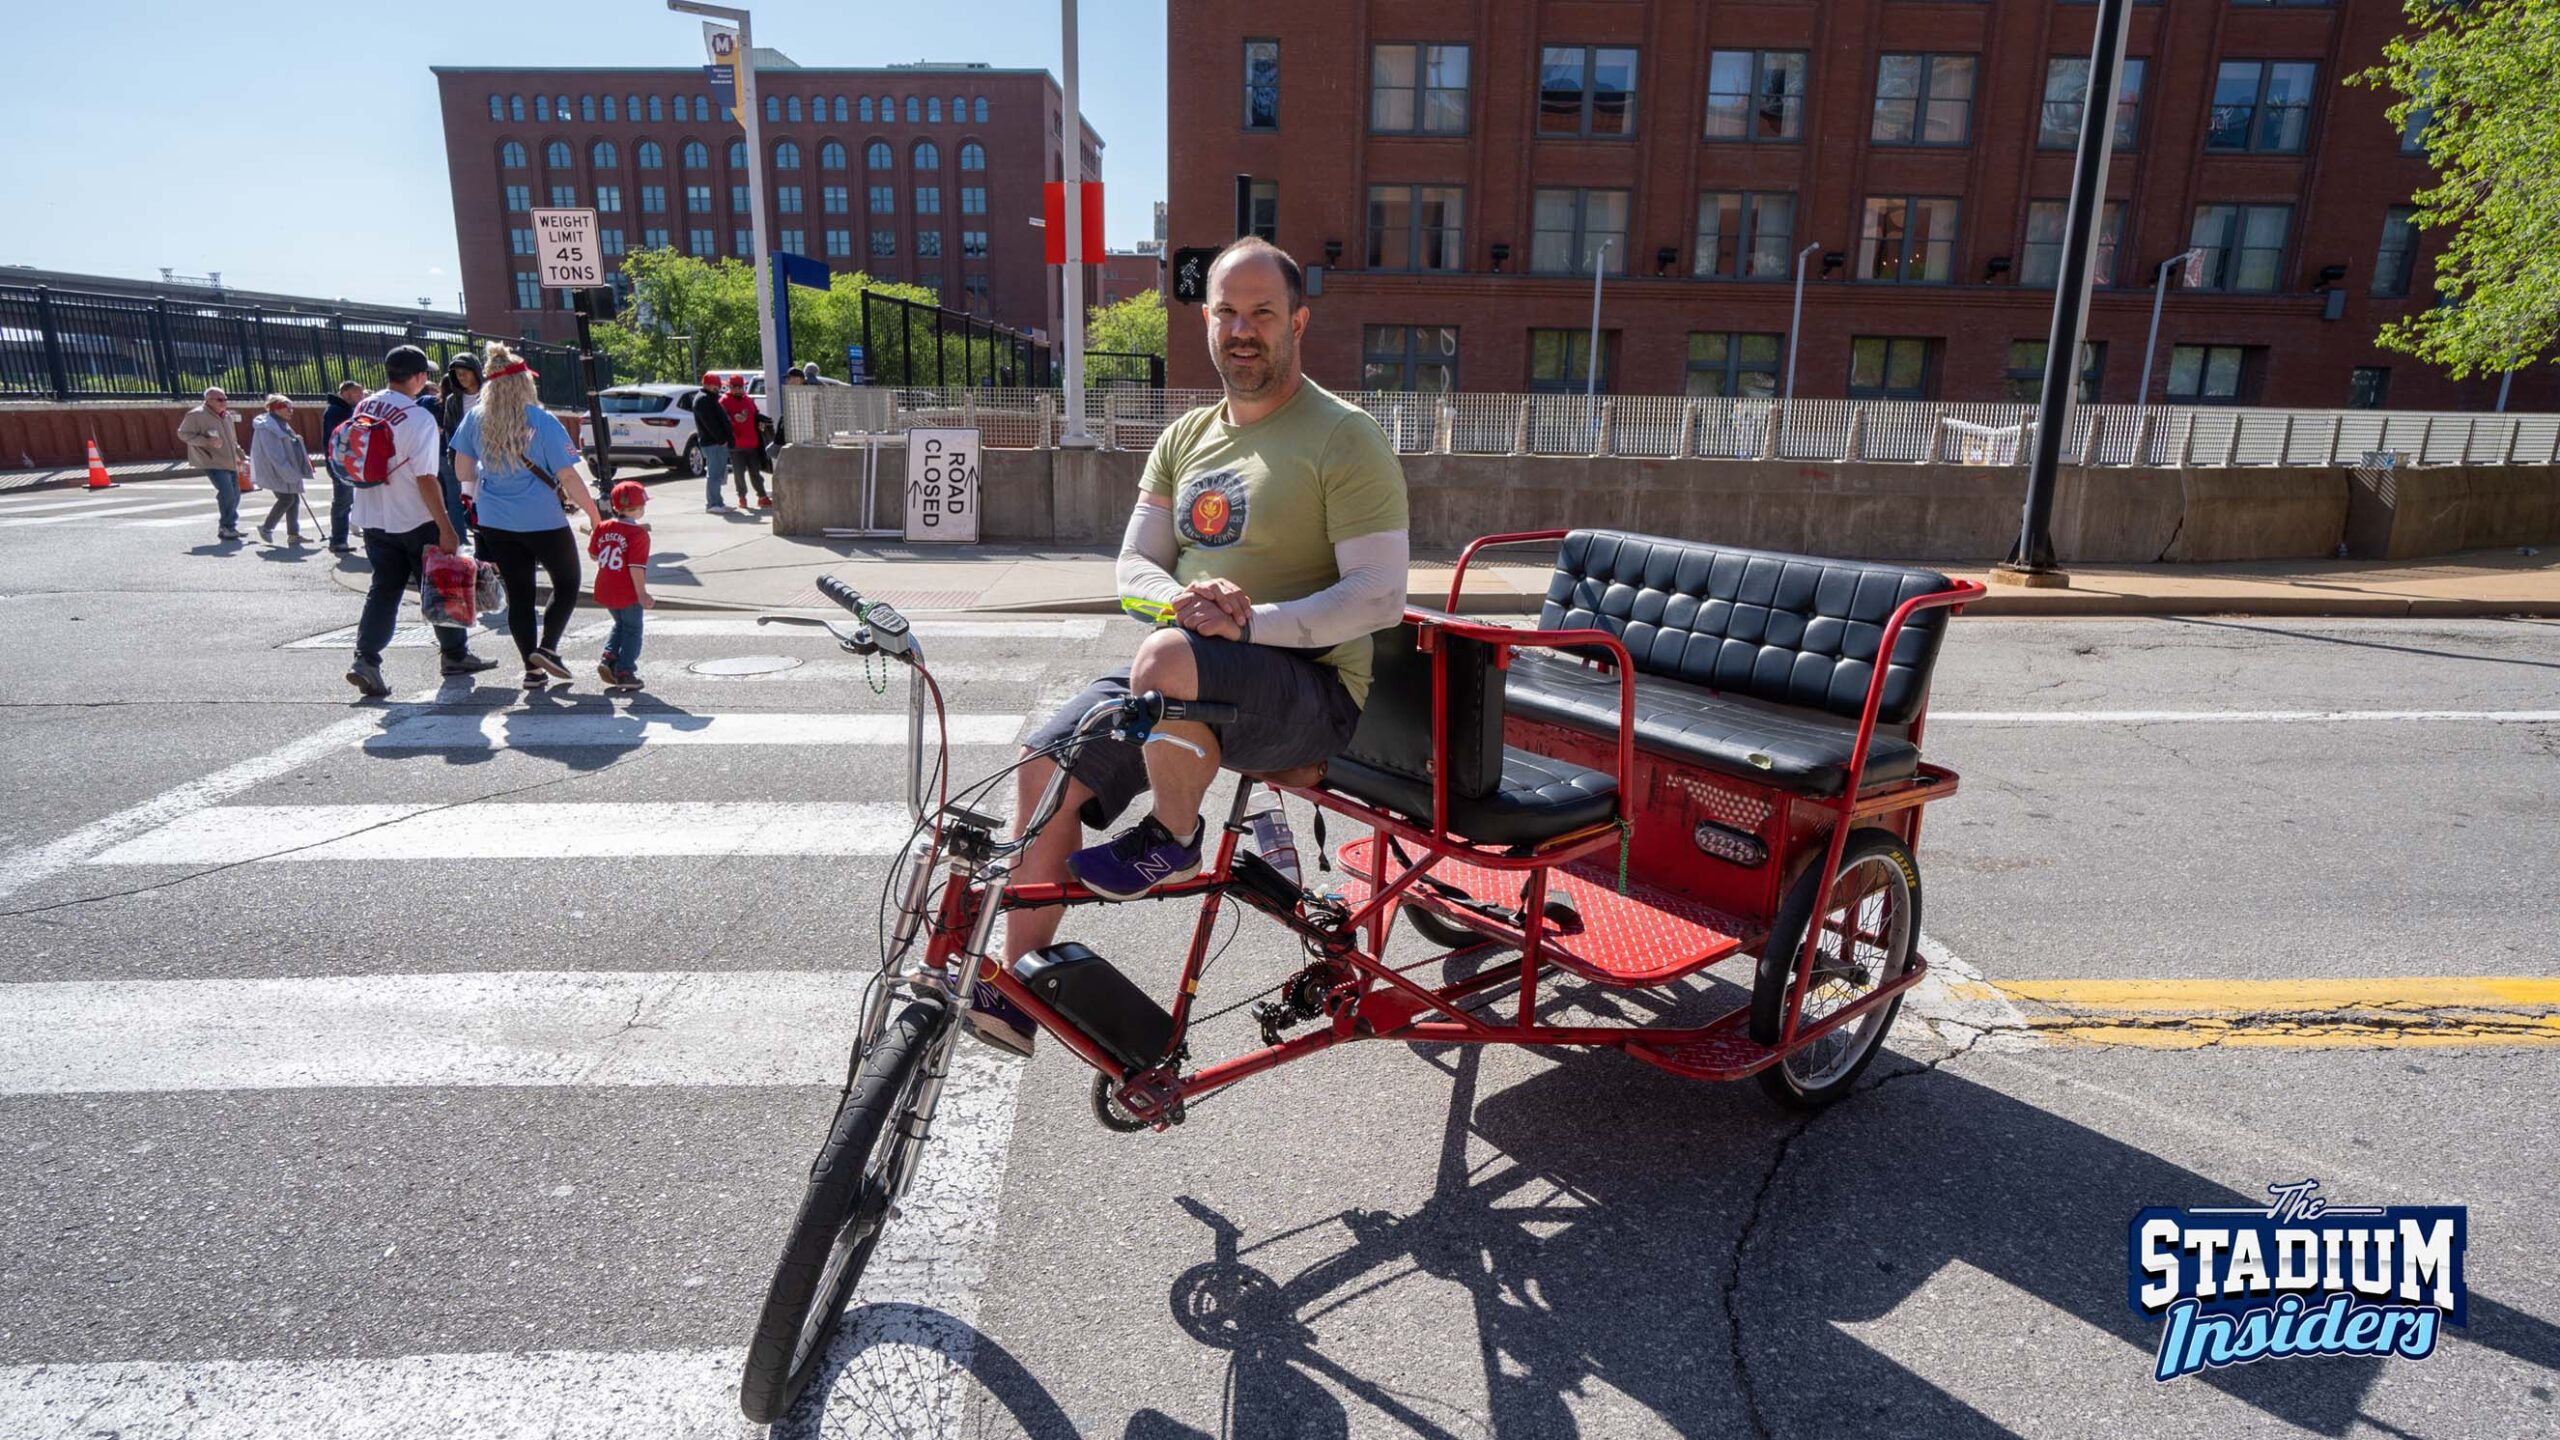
812,577,914,659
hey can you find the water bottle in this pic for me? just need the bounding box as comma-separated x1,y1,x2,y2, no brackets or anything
1244,791,1302,891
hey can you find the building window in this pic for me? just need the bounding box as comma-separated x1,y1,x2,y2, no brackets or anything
2372,206,2418,298
732,228,751,255
1366,185,1464,271
826,229,853,257
601,229,626,257
648,96,664,122
643,227,670,249
488,96,504,121
729,184,748,212
965,274,991,311
780,228,805,254
928,98,943,124
596,185,623,213
1362,325,1459,392
916,186,942,215
2166,344,2250,402
1857,197,1959,282
1248,180,1278,241
906,96,921,123
581,96,596,122
822,185,849,214
689,228,715,256
787,96,803,123
1531,188,1629,274
509,96,525,122
536,96,551,123
765,96,781,123
2189,204,2290,292
2002,341,2104,402
2209,61,2317,153
1538,45,1639,137
514,273,541,309
834,96,850,123
871,230,897,257
821,141,846,169
960,142,986,171
501,141,527,169
1872,54,1976,146
919,231,943,258
681,141,707,169
696,97,713,123
962,230,989,257
869,185,896,214
686,184,712,212
544,140,572,169
867,141,893,170
626,94,642,120
961,186,987,215
2348,366,2390,408
504,184,532,212
593,141,619,168
641,185,667,213
775,141,801,170
1693,192,1796,279
2040,58,2145,151
1244,39,1280,129
2020,200,2124,287
1371,43,1470,134
1704,50,1806,143
1685,332,1782,398
975,98,988,123
509,227,537,256
549,185,576,209
860,97,875,122
638,141,663,169
603,96,619,122
729,139,747,167
913,140,940,170
778,186,803,214
1528,328,1613,393
1848,337,1931,398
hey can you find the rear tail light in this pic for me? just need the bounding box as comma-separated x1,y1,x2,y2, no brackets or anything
641,417,679,427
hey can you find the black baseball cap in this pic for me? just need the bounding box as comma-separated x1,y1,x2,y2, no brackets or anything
384,345,432,381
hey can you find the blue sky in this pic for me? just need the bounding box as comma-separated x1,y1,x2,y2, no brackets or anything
0,1,1165,311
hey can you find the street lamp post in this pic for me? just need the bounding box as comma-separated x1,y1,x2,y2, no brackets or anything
1059,0,1094,447
2136,254,2177,405
1585,236,1614,409
667,0,780,402
1783,240,1822,410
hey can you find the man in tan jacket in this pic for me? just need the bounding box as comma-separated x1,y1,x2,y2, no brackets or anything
175,387,248,540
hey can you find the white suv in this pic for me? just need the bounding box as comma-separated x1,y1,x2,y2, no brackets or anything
593,383,708,476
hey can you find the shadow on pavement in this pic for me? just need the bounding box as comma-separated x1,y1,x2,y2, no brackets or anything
774,1299,1081,1440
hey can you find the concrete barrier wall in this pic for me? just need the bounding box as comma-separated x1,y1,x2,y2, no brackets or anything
2345,463,2560,560
768,442,2559,563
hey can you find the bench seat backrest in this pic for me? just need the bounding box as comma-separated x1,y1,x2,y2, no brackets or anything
1536,530,1954,727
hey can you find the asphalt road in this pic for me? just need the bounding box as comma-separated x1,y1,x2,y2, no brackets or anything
1,477,2554,1439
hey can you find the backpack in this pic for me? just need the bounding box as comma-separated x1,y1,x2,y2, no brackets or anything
329,397,412,489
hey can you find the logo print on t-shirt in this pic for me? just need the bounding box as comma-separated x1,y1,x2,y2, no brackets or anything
1177,468,1249,548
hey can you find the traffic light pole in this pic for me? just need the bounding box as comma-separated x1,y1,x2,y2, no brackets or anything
574,288,613,484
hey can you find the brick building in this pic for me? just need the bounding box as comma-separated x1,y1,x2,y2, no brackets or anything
1093,250,1165,308
433,59,1103,353
1167,1,2551,411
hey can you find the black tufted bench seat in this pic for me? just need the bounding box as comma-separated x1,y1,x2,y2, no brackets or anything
1506,531,1957,798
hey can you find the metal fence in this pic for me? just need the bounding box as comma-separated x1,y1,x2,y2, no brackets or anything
782,386,2560,467
1,283,602,412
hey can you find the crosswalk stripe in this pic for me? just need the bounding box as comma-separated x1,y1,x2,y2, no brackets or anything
640,616,1107,639
89,802,918,863
363,710,1023,750
0,498,217,526
0,491,198,516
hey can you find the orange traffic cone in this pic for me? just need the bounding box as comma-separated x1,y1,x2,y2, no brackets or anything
84,437,114,490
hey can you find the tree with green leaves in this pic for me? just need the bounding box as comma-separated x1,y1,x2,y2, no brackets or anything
1085,289,1166,368
2356,0,2560,379
593,249,945,383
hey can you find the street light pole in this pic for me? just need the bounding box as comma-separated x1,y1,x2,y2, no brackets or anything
1585,236,1614,409
1059,0,1094,447
2137,255,2175,405
1783,240,1821,409
667,1,780,402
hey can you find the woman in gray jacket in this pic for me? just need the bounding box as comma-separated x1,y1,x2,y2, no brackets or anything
248,394,313,545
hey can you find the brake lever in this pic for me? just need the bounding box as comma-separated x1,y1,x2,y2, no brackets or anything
756,613,871,649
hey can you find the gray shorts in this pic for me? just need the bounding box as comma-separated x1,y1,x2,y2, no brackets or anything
1025,632,1362,831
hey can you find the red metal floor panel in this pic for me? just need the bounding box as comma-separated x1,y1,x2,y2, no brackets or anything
1623,1010,1783,1081
1334,836,1750,987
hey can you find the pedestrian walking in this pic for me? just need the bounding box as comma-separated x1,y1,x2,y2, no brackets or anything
452,341,604,690
437,354,482,543
320,379,364,552
342,345,496,697
176,387,247,540
689,373,733,511
719,376,770,509
248,395,313,545
588,479,654,691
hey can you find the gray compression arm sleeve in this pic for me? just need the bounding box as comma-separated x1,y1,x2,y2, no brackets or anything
1247,528,1410,650
1115,500,1185,623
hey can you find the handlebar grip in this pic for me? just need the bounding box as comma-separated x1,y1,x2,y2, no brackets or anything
815,576,864,615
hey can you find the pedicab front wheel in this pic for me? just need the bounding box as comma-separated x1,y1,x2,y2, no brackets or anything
1748,828,1920,1111
738,992,948,1424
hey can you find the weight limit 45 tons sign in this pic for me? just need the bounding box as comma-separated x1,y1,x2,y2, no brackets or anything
904,428,979,544
532,208,602,288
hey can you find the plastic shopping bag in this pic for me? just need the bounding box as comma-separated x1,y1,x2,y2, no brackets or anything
419,546,477,629
474,560,505,618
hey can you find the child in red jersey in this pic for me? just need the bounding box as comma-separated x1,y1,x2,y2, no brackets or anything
589,480,654,690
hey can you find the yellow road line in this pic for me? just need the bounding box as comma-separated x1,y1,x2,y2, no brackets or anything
1958,976,2560,1051
1996,977,2560,1012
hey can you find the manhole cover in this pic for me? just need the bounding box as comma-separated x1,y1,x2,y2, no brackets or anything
690,654,803,676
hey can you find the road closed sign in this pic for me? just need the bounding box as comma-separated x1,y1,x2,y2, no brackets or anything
532,208,601,288
904,428,979,544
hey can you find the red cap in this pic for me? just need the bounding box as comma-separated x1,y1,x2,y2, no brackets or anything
609,480,650,511
726,374,746,390
700,373,718,388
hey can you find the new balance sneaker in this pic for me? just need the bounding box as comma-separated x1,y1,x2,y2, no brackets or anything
611,669,644,691
440,653,498,678
529,648,572,680
596,659,619,686
1066,813,1204,901
345,660,390,699
966,975,1037,1058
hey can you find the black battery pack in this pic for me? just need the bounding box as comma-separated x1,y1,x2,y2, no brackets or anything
1011,942,1176,1073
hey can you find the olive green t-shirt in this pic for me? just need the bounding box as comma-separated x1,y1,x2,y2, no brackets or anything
1139,379,1408,705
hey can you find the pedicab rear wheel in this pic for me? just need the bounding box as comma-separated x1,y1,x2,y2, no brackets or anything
1748,829,1919,1110
1405,903,1494,952
738,993,947,1424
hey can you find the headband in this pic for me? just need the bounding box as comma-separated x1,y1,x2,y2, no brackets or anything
486,360,536,379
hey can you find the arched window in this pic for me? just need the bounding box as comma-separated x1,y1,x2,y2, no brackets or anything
696,97,711,121
959,141,985,171
928,98,942,123
786,95,803,123
648,96,664,122
676,140,701,168
765,95,781,123
581,96,597,121
974,98,988,123
535,96,551,122
729,139,747,167
820,141,847,169
833,96,849,123
487,95,504,121
603,95,620,122
591,140,617,168
905,96,921,123
638,141,663,169
774,141,801,169
545,140,572,169
557,96,572,119
859,97,874,122
954,93,967,119
877,93,893,118
913,140,940,170
627,93,642,120
501,141,527,169
510,95,526,122
867,140,892,169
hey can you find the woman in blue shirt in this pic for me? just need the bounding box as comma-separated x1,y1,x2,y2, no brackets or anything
453,343,605,688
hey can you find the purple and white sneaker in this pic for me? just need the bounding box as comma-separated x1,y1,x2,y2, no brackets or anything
1067,813,1204,901
967,977,1038,1058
